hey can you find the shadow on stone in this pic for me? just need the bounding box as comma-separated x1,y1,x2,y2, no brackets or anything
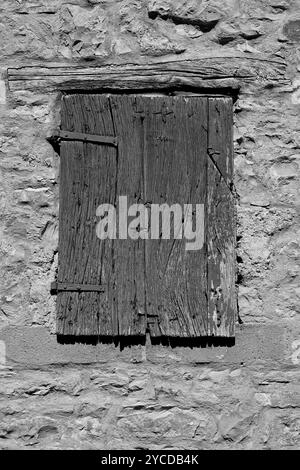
57,334,234,349
150,336,235,348
57,335,147,350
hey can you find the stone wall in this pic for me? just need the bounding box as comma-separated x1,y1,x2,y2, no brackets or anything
0,0,299,449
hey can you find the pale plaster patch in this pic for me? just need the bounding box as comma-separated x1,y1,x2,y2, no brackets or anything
0,340,6,367
0,79,6,104
291,340,300,365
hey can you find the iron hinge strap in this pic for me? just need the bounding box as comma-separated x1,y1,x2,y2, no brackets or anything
50,281,105,295
59,130,118,146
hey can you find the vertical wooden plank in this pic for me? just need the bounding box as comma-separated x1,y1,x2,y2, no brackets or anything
208,97,233,186
109,95,146,336
57,95,118,336
143,96,208,337
207,129,236,338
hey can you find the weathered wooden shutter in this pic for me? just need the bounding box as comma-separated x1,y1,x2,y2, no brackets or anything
56,94,235,338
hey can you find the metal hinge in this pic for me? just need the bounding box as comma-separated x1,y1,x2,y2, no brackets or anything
50,281,105,295
58,130,118,146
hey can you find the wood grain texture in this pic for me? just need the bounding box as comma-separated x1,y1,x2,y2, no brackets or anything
208,97,233,186
57,94,147,336
57,93,236,338
57,95,118,336
109,95,146,336
207,157,236,337
7,53,286,92
141,96,208,337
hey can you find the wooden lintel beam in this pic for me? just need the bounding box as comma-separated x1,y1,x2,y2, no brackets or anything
7,54,287,93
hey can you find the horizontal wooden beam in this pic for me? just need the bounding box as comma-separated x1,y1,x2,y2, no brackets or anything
7,53,287,93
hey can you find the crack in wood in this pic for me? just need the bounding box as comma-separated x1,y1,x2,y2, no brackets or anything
207,151,235,196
